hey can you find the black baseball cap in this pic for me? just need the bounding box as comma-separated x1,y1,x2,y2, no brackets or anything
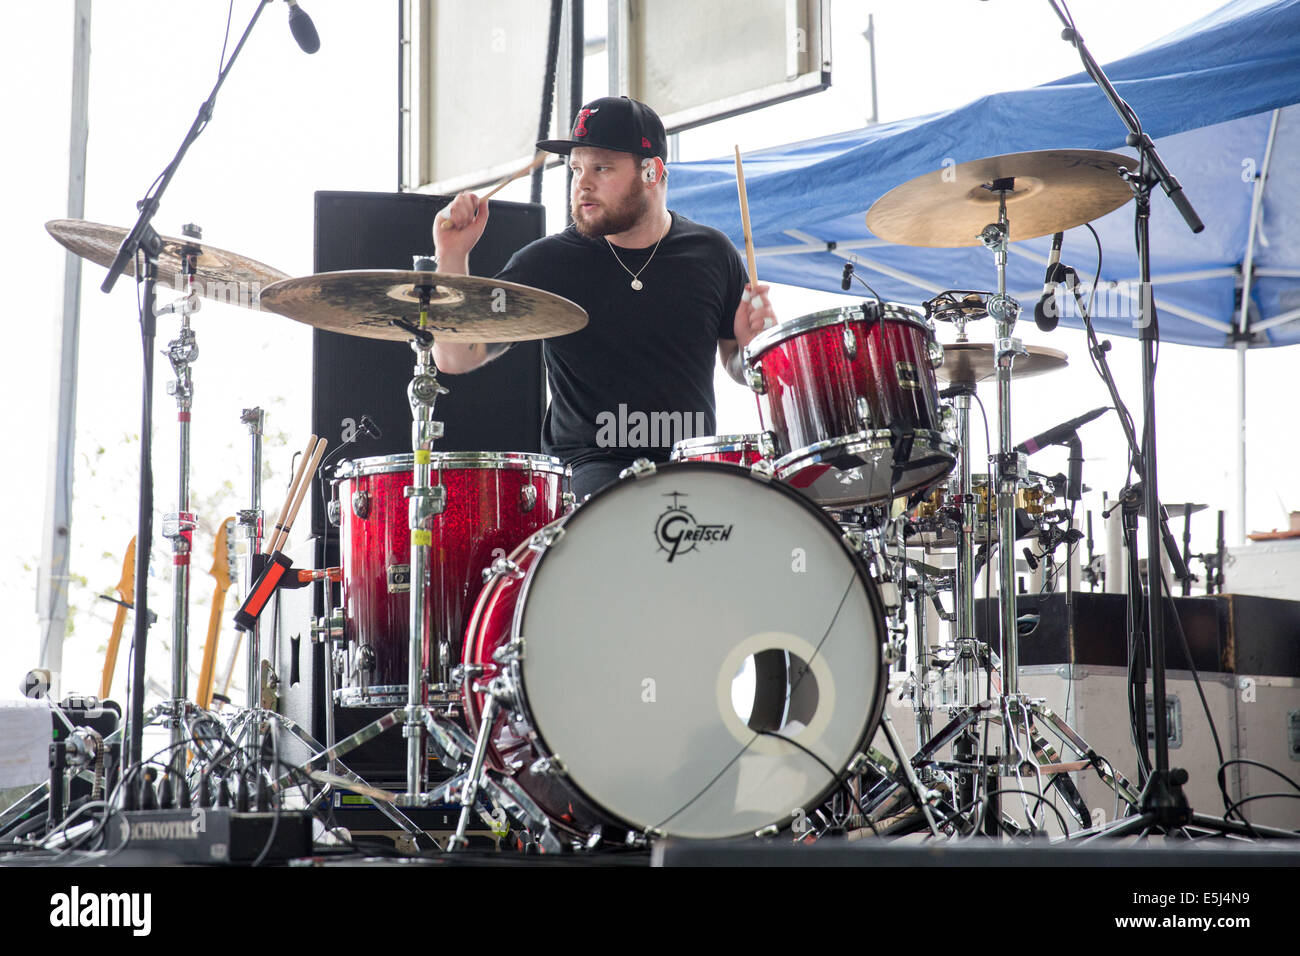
537,96,668,160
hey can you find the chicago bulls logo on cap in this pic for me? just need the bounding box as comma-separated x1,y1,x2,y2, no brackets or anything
574,107,599,137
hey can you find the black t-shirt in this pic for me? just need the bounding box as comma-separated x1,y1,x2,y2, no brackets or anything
495,211,747,466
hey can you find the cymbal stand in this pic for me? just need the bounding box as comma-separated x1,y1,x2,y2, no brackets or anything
273,273,561,852
159,227,204,782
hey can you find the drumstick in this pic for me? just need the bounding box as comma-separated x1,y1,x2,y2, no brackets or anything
268,437,328,554
734,146,759,287
437,151,546,230
734,145,770,437
265,434,317,554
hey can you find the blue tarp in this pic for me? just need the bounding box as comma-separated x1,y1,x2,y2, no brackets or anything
668,0,1300,348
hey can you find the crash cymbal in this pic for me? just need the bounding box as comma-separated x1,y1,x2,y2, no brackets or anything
46,219,288,306
866,150,1134,247
938,342,1068,385
258,270,587,343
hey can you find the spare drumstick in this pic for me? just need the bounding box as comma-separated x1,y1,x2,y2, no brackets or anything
437,151,546,231
268,437,327,554
265,434,317,554
734,146,759,286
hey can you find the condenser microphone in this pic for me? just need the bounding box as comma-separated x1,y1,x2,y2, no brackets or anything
841,262,854,291
286,1,320,54
1033,231,1065,331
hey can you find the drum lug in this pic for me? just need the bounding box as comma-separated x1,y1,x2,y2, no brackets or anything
742,360,766,394
326,498,341,526
842,323,858,360
530,524,566,550
561,491,577,512
492,638,526,664
519,484,538,513
928,338,945,369
754,824,780,838
487,675,518,709
618,458,657,481
749,458,775,482
855,396,872,428
625,827,662,847
351,490,370,519
483,556,525,583
529,754,566,777
449,663,482,685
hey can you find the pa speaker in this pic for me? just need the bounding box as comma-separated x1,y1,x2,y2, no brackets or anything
309,191,546,536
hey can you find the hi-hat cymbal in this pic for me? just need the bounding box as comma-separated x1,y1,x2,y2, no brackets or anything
866,149,1134,247
46,219,288,306
258,270,587,343
938,342,1068,385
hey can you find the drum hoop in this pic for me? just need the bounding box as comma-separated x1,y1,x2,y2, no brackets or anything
775,430,958,504
334,451,569,480
504,459,891,839
669,433,765,458
745,302,927,363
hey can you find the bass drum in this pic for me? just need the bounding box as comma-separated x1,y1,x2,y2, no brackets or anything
462,461,888,841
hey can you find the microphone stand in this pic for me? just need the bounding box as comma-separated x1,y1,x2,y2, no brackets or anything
1048,0,1209,835
103,0,274,783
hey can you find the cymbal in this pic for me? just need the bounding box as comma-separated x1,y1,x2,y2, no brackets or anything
46,219,288,306
258,270,587,343
938,342,1068,385
1139,500,1208,520
866,150,1134,247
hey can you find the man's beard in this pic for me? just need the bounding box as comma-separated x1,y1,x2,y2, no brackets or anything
571,181,650,239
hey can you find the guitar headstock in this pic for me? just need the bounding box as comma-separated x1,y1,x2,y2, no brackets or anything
117,536,137,600
208,517,236,590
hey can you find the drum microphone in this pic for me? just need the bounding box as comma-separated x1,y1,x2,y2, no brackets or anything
358,415,382,440
1015,406,1109,455
285,1,321,53
1033,232,1065,332
841,262,854,291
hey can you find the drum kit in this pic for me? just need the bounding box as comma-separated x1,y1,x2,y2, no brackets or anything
44,146,1160,852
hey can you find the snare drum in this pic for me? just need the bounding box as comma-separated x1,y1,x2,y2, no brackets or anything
461,460,887,840
332,451,568,707
670,433,773,467
745,303,956,507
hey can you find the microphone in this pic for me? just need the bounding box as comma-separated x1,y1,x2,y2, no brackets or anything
358,415,382,440
286,1,320,54
1015,406,1110,455
841,262,854,292
1033,232,1065,332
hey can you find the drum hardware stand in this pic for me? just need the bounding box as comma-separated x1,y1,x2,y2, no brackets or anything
1045,0,1274,842
268,275,560,851
96,0,276,784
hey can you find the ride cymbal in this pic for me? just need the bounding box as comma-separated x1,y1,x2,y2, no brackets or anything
866,149,1134,247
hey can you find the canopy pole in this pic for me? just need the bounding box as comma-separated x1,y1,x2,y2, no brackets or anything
1236,340,1247,545
38,0,91,696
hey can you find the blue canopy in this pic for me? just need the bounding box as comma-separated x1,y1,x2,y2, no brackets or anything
669,0,1300,348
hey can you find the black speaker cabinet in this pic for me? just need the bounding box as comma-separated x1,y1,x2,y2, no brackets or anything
310,190,546,536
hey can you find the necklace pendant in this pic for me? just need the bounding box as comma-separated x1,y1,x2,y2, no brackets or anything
630,278,643,291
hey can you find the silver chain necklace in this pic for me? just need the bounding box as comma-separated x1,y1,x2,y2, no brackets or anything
604,218,670,291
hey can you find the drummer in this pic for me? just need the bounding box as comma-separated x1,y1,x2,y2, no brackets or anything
432,96,777,500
